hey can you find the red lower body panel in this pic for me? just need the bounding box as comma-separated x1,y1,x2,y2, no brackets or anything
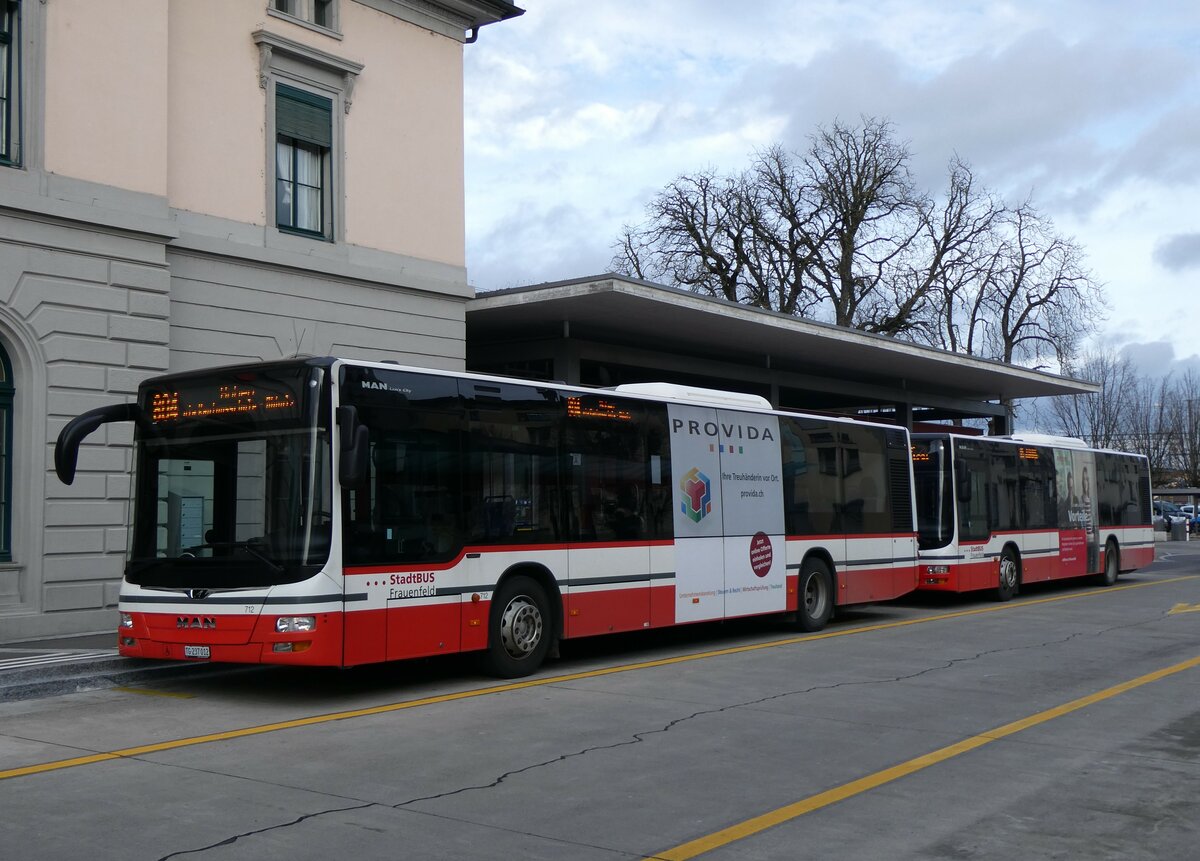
837,565,918,605
118,611,345,666
564,588,650,638
1119,545,1155,571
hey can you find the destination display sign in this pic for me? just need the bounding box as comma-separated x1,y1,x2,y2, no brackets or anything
144,375,303,424
566,396,633,422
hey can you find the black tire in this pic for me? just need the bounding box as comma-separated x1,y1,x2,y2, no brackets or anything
1096,540,1120,587
996,548,1019,602
796,558,834,632
482,575,552,678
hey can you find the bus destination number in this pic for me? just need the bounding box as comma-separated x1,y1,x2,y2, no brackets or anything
567,397,633,422
150,387,295,423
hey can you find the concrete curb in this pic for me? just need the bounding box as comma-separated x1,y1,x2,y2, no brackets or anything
0,654,254,703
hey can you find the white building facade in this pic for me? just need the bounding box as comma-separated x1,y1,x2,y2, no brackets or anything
0,0,520,642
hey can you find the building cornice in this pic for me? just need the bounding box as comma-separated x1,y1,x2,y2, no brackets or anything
353,0,523,42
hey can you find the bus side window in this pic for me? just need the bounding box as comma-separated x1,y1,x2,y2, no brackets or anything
1019,446,1054,530
786,419,841,535
563,395,652,543
643,405,672,540
462,382,562,545
838,424,890,534
955,447,990,543
988,444,1019,531
341,407,465,566
1096,452,1137,528
780,418,812,535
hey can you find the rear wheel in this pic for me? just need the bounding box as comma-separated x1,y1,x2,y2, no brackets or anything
796,558,834,632
482,575,552,678
1097,539,1120,587
996,548,1019,602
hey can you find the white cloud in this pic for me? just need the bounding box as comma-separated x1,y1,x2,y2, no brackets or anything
507,101,663,151
465,2,1200,361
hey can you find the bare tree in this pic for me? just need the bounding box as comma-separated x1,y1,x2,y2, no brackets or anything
1170,368,1200,485
801,118,927,334
614,152,826,316
976,200,1106,369
614,168,748,303
614,116,933,329
1123,372,1177,483
918,158,1006,353
613,117,1107,370
742,145,827,316
1046,349,1137,449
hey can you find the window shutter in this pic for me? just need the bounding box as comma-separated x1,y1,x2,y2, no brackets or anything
276,84,332,148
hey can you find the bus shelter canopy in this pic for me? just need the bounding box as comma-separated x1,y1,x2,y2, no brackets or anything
466,275,1098,431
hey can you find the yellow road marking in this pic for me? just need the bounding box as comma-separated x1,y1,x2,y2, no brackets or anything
1168,602,1200,615
1,574,1195,783
112,687,195,699
657,653,1200,860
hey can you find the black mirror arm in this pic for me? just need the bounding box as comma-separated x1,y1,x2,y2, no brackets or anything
54,403,145,485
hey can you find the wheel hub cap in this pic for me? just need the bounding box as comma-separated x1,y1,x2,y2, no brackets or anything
500,596,542,659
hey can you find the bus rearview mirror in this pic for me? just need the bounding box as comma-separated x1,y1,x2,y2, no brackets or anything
337,405,369,487
957,472,972,502
55,403,144,485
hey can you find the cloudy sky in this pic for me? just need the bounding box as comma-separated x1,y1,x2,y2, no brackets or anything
463,1,1200,373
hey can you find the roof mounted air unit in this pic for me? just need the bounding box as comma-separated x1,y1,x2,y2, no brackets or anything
997,433,1088,448
613,382,772,410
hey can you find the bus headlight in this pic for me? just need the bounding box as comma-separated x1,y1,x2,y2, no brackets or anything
925,565,949,575
275,616,316,633
120,613,134,629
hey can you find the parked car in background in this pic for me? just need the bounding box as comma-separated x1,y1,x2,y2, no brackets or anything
1181,504,1195,517
1153,500,1189,531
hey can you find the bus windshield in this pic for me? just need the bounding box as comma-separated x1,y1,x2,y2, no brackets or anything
126,363,332,590
912,437,953,549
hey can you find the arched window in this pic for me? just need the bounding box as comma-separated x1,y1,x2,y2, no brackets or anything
0,343,12,560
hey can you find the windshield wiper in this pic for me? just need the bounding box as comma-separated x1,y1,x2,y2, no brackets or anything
181,540,285,574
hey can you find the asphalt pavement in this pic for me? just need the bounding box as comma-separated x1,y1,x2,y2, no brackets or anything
2,533,1191,701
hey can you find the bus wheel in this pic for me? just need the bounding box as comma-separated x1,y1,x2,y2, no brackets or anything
1097,540,1120,587
483,575,551,678
796,559,834,632
996,549,1019,602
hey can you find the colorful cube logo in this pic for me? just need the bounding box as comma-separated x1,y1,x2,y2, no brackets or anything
680,467,713,523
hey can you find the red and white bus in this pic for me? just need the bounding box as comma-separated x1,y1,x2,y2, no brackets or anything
911,432,1154,599
55,357,920,676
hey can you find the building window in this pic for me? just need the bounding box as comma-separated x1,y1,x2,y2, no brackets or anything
0,0,20,166
275,84,331,237
0,345,12,561
254,30,360,245
269,0,338,33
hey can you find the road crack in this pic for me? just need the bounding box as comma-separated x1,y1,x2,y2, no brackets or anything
152,609,1172,859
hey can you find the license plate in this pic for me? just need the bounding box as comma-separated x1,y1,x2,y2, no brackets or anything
183,645,211,659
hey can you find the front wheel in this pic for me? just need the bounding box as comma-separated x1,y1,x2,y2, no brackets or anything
1096,540,1120,587
796,558,834,632
996,549,1019,602
482,575,552,678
